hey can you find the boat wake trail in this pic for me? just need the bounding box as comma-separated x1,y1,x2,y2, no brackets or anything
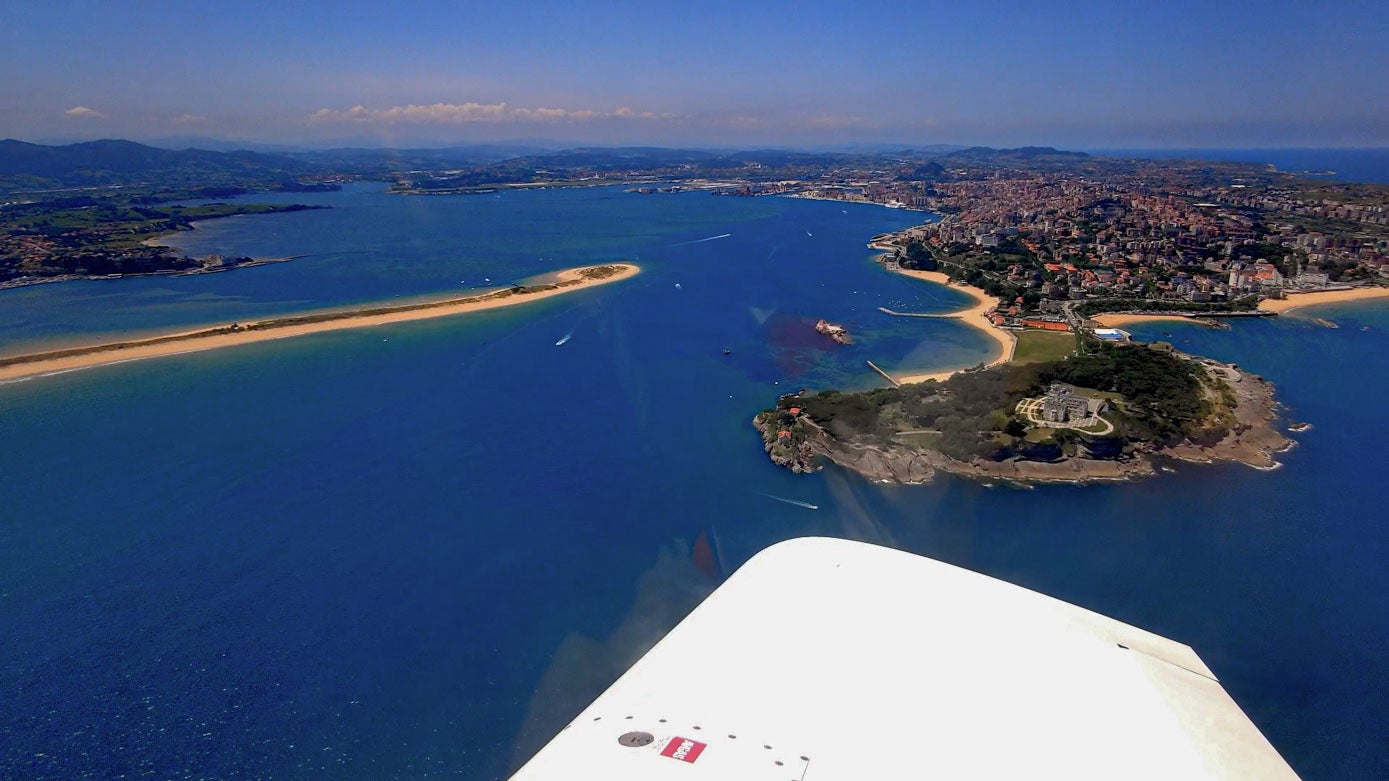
671,233,732,247
759,493,819,510
555,330,574,346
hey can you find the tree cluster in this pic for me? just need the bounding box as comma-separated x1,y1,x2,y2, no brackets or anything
773,341,1221,462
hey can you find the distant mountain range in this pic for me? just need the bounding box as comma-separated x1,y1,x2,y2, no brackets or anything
942,145,1091,162
298,143,564,173
0,139,319,193
0,139,656,193
0,138,1095,195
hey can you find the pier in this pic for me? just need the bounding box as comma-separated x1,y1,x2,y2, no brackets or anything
866,360,901,387
878,306,959,320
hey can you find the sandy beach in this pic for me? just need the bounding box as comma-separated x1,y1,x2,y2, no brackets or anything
1090,313,1198,327
886,267,1018,384
0,264,639,385
1258,287,1389,314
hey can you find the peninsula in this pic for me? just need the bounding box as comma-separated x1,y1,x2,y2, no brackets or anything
756,336,1291,485
0,264,638,384
754,235,1384,485
0,195,330,289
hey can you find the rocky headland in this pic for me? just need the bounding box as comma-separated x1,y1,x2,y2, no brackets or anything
755,349,1292,486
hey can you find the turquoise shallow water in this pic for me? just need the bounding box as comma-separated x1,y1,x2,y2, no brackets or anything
1,186,1386,779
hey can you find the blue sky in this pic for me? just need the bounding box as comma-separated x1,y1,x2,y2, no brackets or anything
2,0,1386,149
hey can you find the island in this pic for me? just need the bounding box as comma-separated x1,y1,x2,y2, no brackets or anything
755,334,1291,484
0,264,638,384
814,318,852,345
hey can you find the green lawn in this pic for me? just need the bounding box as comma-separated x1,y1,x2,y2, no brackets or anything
1013,329,1077,364
893,431,944,448
1070,387,1125,402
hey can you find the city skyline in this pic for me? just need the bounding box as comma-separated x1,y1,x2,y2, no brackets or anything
3,0,1387,149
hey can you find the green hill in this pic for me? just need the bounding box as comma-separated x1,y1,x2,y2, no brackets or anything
0,139,319,193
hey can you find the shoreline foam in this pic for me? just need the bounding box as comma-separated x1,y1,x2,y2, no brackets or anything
0,264,639,385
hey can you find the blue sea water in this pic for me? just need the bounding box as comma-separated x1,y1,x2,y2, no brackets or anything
1092,147,1389,184
1,185,1386,779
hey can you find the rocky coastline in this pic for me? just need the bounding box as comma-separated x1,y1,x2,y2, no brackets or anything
754,359,1292,486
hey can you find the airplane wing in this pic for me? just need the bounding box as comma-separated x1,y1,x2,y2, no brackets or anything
511,536,1299,780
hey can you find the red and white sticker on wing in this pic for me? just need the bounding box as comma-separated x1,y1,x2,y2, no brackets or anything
660,737,707,763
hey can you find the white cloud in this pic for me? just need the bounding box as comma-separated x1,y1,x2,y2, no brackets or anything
726,116,769,128
610,106,674,120
308,102,675,125
805,115,881,130
64,106,106,119
174,113,209,125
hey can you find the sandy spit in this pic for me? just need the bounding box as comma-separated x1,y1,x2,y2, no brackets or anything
0,264,639,385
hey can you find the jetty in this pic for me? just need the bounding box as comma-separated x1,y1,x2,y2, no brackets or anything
866,360,901,387
878,306,959,320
